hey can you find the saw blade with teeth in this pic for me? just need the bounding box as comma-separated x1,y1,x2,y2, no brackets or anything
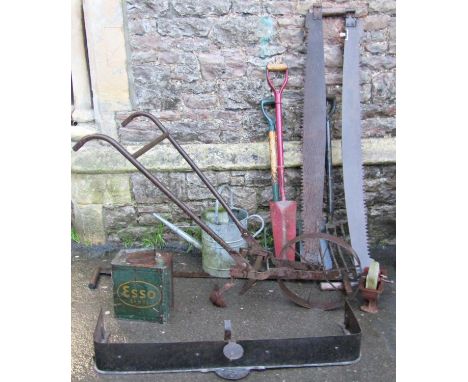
300,6,327,265
341,15,371,269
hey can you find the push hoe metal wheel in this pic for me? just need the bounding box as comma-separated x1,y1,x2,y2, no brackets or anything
276,232,362,310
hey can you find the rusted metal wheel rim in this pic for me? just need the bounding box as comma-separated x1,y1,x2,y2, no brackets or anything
278,232,361,310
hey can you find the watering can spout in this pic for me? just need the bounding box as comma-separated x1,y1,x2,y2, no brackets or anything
152,213,202,250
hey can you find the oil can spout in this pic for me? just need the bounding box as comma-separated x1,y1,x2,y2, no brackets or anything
152,213,202,250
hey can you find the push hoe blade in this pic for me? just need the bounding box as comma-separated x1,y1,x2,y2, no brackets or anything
270,200,297,261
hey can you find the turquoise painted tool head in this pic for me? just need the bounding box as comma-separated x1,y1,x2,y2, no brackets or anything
260,97,275,132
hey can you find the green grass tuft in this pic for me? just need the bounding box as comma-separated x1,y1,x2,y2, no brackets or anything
142,223,166,249
71,227,81,244
262,224,274,250
120,234,135,248
184,226,202,253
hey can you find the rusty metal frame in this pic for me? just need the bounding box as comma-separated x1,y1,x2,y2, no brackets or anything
73,113,265,274
93,301,361,379
74,111,361,308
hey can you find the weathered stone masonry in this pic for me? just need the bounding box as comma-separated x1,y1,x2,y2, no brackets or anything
71,0,396,247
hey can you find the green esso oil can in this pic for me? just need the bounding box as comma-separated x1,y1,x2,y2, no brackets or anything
111,249,173,323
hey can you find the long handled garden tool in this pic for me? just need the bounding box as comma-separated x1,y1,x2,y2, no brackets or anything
266,63,297,261
238,97,280,296
260,97,279,202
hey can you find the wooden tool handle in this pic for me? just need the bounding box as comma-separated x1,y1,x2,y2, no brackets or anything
266,63,288,72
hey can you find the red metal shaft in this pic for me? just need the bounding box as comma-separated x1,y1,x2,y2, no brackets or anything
266,68,289,201
274,90,285,201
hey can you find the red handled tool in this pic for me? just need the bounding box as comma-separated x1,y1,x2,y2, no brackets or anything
266,63,297,261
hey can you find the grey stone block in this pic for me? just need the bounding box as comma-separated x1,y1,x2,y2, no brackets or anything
183,94,218,109
361,83,372,103
219,78,264,110
362,54,396,70
363,14,391,31
156,18,212,38
211,16,278,47
103,206,137,231
365,41,388,54
362,103,396,119
131,172,187,204
126,0,170,18
232,0,262,14
324,44,344,68
372,71,396,102
172,0,231,17
198,53,225,80
264,0,296,15
369,0,396,15
362,117,396,137
244,170,272,186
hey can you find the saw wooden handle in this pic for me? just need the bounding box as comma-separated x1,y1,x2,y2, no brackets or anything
266,63,288,72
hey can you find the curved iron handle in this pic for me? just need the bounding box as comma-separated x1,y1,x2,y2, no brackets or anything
73,133,256,272
121,111,168,132
120,111,255,242
73,111,268,262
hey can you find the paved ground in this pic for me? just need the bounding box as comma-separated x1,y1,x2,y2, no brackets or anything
71,244,395,382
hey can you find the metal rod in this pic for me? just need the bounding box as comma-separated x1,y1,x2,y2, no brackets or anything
335,239,350,274
224,320,232,341
328,225,342,271
72,134,251,271
173,271,211,278
88,266,103,289
326,96,336,220
326,118,333,217
322,8,356,17
132,132,169,159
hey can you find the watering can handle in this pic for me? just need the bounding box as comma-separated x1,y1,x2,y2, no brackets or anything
246,214,265,238
214,185,234,224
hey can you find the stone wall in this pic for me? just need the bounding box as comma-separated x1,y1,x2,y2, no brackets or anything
121,0,395,145
98,165,395,246
71,0,396,247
